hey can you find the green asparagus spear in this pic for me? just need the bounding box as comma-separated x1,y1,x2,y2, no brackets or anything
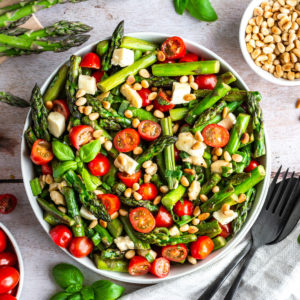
0,0,31,15
0,15,31,32
24,126,37,148
0,91,29,107
225,172,251,186
94,255,128,272
3,27,29,36
196,220,222,238
126,107,158,122
98,52,157,92
152,60,220,76
120,36,157,51
100,249,124,260
43,64,68,103
93,224,114,247
161,184,186,211
120,196,159,212
96,40,109,57
30,177,42,196
107,218,123,238
101,21,124,71
212,236,227,250
200,173,222,195
43,212,61,226
134,75,175,88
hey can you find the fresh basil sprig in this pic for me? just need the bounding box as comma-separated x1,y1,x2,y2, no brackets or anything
52,140,75,161
174,0,188,15
79,139,101,163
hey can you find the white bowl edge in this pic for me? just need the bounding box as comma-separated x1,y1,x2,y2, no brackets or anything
21,32,271,284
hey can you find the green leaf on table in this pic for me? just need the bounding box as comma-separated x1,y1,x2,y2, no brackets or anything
174,0,188,15
81,286,95,300
92,280,125,300
49,291,71,300
186,0,218,22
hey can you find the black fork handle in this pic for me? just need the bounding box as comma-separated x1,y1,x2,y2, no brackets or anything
224,245,257,300
197,242,252,300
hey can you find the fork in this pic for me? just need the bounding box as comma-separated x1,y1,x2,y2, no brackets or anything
198,167,300,300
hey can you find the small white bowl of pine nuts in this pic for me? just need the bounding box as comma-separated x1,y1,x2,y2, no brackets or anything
240,0,300,85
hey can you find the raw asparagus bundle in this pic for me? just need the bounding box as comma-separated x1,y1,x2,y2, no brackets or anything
0,91,29,107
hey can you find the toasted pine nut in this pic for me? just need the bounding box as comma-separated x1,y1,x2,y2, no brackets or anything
117,155,126,165
76,89,86,98
58,206,67,213
153,196,162,205
180,75,188,83
215,147,223,157
125,250,135,260
132,118,140,128
212,155,218,162
124,109,133,118
111,211,119,220
222,107,229,119
45,174,54,185
148,92,158,101
84,106,92,115
192,218,200,225
224,151,232,162
133,83,142,91
133,146,143,155
100,220,107,228
89,112,99,121
222,203,230,214
212,186,220,193
200,194,208,202
172,123,179,134
160,185,169,194
93,129,103,139
144,174,152,183
133,192,142,200
119,209,128,216
45,101,53,110
180,224,189,232
188,256,197,265
89,219,98,229
132,183,140,191
184,168,196,176
192,141,203,150
241,132,250,144
237,193,247,203
188,226,199,234
151,87,158,92
126,75,135,85
190,82,198,90
141,79,149,89
198,212,210,221
154,110,164,118
142,160,152,168
97,91,110,101
184,94,196,101
124,188,132,198
104,140,112,151
195,131,204,142
78,106,85,113
224,210,234,217
146,104,154,111
232,154,243,162
75,97,87,106
139,68,151,78
193,206,201,217
180,176,190,187
102,101,111,110
157,51,166,61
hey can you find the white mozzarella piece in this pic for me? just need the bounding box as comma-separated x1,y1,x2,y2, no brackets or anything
218,113,237,130
211,160,232,174
80,206,97,220
47,112,65,138
120,84,142,108
169,225,180,237
114,236,135,251
114,153,139,175
171,82,191,105
111,48,134,67
78,74,97,95
213,209,238,225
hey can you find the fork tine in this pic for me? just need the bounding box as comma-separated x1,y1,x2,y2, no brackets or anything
267,168,289,211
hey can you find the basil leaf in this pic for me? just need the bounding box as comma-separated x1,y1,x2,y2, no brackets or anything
186,0,218,22
82,168,101,191
49,291,72,300
67,293,82,300
65,284,82,293
52,161,77,179
52,141,75,161
79,140,101,163
81,286,94,300
52,263,84,289
92,280,124,300
174,0,188,15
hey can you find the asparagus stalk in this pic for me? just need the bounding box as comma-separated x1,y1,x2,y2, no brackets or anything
0,91,29,107
2,27,28,36
126,107,158,122
212,236,227,250
120,196,159,212
135,75,175,88
0,0,31,15
152,60,220,76
120,36,157,51
100,249,124,260
96,40,109,57
161,184,186,211
24,126,37,148
107,218,123,238
101,21,124,71
93,224,114,247
0,15,31,33
43,212,61,226
94,255,128,272
196,220,222,238
200,173,222,195
98,52,157,92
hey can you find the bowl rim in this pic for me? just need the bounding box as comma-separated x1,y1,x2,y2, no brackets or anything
239,0,300,86
0,222,24,299
21,32,271,284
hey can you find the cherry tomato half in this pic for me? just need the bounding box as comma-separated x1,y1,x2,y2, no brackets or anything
128,256,151,276
69,125,94,150
138,183,158,201
52,100,70,120
173,200,194,217
195,74,218,90
153,90,175,112
219,223,231,239
162,244,188,262
202,124,230,148
0,266,19,294
80,52,100,69
92,70,105,83
97,194,120,215
69,237,93,258
0,294,17,300
113,128,140,153
244,160,259,173
0,194,17,215
190,236,214,260
161,36,186,60
117,170,141,188
137,88,152,107
174,146,180,161
50,225,72,248
155,206,173,228
0,229,7,253
41,163,53,175
129,207,156,233
0,253,17,267
138,120,161,142
179,52,199,63
150,257,170,278
88,153,110,176
30,139,54,165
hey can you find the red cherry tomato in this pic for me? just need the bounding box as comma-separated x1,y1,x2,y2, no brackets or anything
195,74,217,90
0,194,17,215
52,100,70,120
92,70,105,83
137,88,152,107
97,194,120,215
155,206,173,228
161,36,186,60
0,266,19,294
129,207,156,233
162,244,188,262
0,229,7,253
69,125,94,150
190,236,214,260
150,257,170,278
153,90,175,112
0,253,17,267
174,146,180,161
173,200,194,217
88,153,110,176
138,183,158,201
179,52,199,63
69,237,93,258
128,256,151,276
138,120,161,142
50,225,72,248
113,128,140,153
117,170,141,188
30,139,54,165
245,160,259,173
80,52,100,69
202,124,230,148
0,294,17,300
41,163,53,175
219,223,231,239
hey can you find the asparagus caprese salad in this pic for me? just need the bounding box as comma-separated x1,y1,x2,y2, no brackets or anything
25,21,266,278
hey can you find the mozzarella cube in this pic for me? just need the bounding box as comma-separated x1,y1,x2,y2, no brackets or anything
111,48,134,67
211,160,232,174
78,74,97,95
169,225,180,237
47,112,65,138
120,84,142,108
114,153,139,175
80,206,97,220
114,236,135,251
171,82,191,105
218,113,237,130
213,209,238,225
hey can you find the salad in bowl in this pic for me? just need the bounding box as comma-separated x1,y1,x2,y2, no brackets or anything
22,21,268,282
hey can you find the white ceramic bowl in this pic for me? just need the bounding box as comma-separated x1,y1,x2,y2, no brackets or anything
240,0,300,86
0,223,24,299
21,32,271,284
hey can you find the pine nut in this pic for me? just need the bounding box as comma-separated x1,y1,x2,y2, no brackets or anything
154,110,164,118
45,174,54,185
125,250,135,260
180,224,189,232
133,192,142,200
102,101,111,110
157,51,166,61
124,188,132,198
215,147,223,156
45,101,53,110
212,154,218,162
132,118,140,128
76,89,86,98
190,82,199,90
224,151,232,162
237,193,247,203
193,206,201,217
75,97,87,106
212,186,220,193
100,220,107,228
141,80,149,89
188,256,197,265
89,112,99,121
124,109,133,118
133,83,142,91
84,106,92,115
172,123,179,134
132,183,140,191
184,168,196,175
180,75,188,83
94,190,103,195
192,218,200,225
104,140,112,151
200,194,208,202
111,211,119,220
151,87,158,92
58,206,66,213
93,129,103,139
224,210,234,217
119,209,128,216
222,203,230,213
198,213,210,221
97,91,110,101
89,219,98,229
144,174,152,183
188,75,195,83
195,131,204,142
232,154,243,162
148,92,158,101
188,226,199,234
133,146,143,155
241,132,250,144
184,94,196,101
139,68,151,78
146,164,158,175
146,104,153,111
222,107,229,119
160,185,169,194
153,196,162,205
180,176,190,187
192,141,203,150
142,160,152,168
78,106,85,113
126,75,135,85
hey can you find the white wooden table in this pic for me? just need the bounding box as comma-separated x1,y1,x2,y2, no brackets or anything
0,0,300,299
